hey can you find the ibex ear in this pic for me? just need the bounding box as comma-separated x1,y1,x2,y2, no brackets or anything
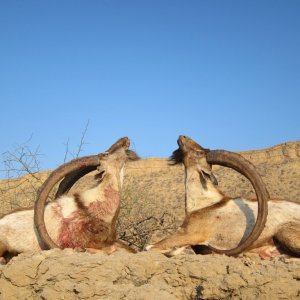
94,170,106,182
206,171,218,186
199,170,218,186
94,171,105,182
197,165,218,186
94,165,106,182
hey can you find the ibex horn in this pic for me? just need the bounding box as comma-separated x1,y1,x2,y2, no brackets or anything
205,150,269,256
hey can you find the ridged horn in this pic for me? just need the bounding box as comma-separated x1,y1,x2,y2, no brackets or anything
34,155,101,249
55,166,97,199
205,150,269,256
55,137,131,198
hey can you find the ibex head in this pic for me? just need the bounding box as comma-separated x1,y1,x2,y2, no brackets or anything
170,135,269,256
95,137,139,182
171,135,218,186
34,137,139,249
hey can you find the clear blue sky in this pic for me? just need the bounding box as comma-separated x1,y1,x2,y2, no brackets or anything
0,1,299,176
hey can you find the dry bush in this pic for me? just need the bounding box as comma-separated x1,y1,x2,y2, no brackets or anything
0,123,90,216
117,185,178,251
0,140,43,214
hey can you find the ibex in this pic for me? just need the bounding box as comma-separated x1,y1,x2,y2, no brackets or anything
147,136,300,259
0,137,138,263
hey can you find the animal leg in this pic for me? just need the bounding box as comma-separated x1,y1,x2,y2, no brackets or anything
146,232,205,254
274,222,300,256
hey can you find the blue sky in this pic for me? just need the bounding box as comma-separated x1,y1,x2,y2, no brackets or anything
0,1,299,177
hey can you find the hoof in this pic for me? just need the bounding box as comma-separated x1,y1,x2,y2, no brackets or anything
145,244,154,251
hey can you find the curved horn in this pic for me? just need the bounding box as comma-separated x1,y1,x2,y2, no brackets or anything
34,155,100,249
55,137,130,198
205,150,269,256
55,166,97,199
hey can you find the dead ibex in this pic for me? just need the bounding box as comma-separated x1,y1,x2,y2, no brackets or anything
147,136,300,259
0,137,139,263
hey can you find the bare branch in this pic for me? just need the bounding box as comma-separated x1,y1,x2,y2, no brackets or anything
75,120,90,158
63,138,70,163
62,120,90,162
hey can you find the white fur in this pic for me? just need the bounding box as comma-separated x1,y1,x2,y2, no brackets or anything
185,168,223,213
207,199,300,249
56,195,78,218
0,204,61,253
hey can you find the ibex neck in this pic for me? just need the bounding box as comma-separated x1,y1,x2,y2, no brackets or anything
185,168,224,214
81,171,122,207
103,166,125,190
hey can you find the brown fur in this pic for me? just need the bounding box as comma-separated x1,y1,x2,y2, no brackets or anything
74,193,86,210
169,148,184,165
170,143,210,165
197,196,231,212
274,222,300,256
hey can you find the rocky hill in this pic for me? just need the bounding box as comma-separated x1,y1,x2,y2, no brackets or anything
0,140,299,299
1,249,299,300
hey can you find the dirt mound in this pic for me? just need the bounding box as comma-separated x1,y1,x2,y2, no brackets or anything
0,249,299,300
